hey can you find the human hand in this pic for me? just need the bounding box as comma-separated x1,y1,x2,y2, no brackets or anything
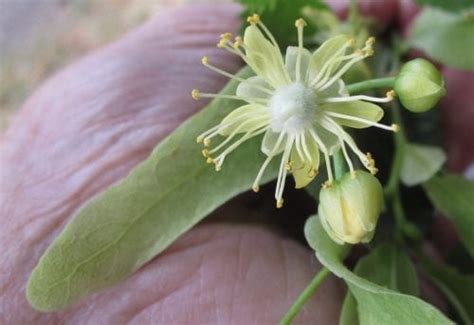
0,1,472,324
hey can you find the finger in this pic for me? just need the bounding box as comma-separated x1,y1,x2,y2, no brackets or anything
0,3,242,320
51,224,343,323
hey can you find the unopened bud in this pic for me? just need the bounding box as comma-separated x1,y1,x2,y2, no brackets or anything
318,171,383,244
394,59,446,113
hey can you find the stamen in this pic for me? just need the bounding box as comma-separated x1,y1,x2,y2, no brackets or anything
276,199,284,209
191,89,201,100
325,112,400,132
308,128,333,183
275,137,294,207
322,91,395,103
247,13,260,25
252,132,286,191
201,57,273,95
213,126,268,170
366,152,378,174
309,40,355,87
339,139,355,175
209,116,269,154
217,32,233,48
318,55,366,91
295,18,306,82
196,91,267,104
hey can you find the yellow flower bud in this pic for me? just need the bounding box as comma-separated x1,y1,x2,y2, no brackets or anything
394,59,446,113
318,171,383,244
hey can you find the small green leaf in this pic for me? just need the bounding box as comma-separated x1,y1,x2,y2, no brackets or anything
422,257,474,324
400,143,446,186
339,292,359,325
409,8,474,70
424,174,474,258
26,67,279,311
355,244,420,296
415,0,474,13
238,0,329,49
304,216,451,324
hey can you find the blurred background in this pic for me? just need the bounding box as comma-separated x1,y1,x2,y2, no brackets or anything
0,0,231,131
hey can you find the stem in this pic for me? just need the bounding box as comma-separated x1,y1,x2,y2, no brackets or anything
333,149,348,180
346,77,396,95
384,102,406,198
280,267,331,325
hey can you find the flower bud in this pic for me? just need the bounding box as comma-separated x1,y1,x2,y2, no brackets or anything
318,171,383,244
394,58,446,113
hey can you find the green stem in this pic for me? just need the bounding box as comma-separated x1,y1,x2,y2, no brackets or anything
333,149,348,180
280,267,331,325
346,77,396,95
384,102,406,199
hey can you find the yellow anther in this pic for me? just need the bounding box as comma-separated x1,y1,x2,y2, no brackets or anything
392,124,400,132
196,136,204,144
347,38,356,47
202,149,209,158
350,170,357,179
247,13,260,25
206,157,214,164
364,48,374,57
285,161,293,171
220,32,233,39
323,180,333,189
203,138,211,146
365,36,376,47
386,90,396,99
276,199,284,209
201,56,209,65
366,152,378,175
295,18,307,28
308,169,318,177
191,89,201,100
233,36,243,49
252,185,260,193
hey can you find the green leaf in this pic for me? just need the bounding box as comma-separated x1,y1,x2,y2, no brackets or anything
26,67,279,311
424,174,474,258
355,244,420,296
339,292,359,325
422,257,474,324
400,143,446,186
238,0,329,49
409,8,474,70
415,0,474,13
304,216,451,324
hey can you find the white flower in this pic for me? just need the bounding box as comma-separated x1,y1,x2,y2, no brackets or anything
193,14,398,208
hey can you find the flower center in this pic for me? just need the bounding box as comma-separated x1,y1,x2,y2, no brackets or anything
269,83,316,135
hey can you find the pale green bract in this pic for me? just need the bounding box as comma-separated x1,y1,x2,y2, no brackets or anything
304,216,452,324
400,143,446,186
26,67,279,312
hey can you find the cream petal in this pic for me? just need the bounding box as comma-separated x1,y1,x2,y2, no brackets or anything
261,129,286,156
244,25,289,88
284,46,311,82
312,124,340,154
319,79,348,97
291,131,319,188
307,35,350,84
219,104,269,136
236,76,272,101
322,101,384,129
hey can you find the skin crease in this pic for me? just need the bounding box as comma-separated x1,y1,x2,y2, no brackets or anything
0,0,472,324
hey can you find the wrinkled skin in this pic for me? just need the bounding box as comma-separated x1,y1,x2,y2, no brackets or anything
0,1,472,324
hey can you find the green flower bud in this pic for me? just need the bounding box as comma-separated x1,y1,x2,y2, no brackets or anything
318,171,383,244
394,58,446,113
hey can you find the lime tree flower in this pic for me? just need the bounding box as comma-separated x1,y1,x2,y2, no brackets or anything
192,14,398,208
